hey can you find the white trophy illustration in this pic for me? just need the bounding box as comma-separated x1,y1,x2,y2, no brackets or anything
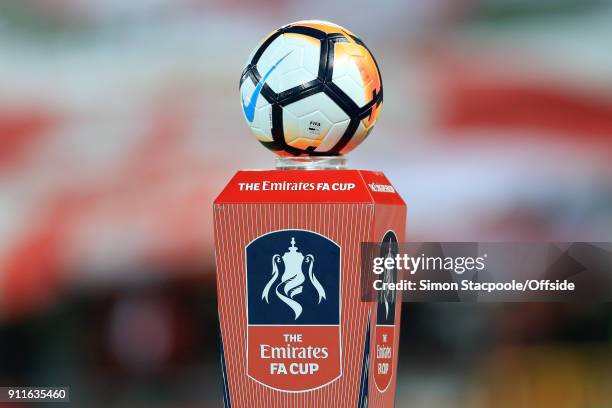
262,237,326,319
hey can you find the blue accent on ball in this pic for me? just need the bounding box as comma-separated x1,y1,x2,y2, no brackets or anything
242,50,293,122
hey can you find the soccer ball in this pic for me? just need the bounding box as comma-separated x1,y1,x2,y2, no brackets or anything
239,20,383,157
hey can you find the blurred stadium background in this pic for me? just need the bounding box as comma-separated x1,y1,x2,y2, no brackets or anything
0,0,611,407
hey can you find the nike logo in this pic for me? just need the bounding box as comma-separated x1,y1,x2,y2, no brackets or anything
242,50,293,122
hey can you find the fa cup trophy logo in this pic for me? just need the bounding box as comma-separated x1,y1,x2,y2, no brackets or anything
245,230,342,391
262,237,326,320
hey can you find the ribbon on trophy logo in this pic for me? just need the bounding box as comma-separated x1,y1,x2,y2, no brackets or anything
262,237,326,319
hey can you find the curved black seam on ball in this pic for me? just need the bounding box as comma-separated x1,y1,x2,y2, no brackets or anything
270,103,288,150
277,79,321,100
239,65,251,88
310,150,340,156
357,88,384,119
251,63,323,106
270,103,306,156
317,37,329,81
325,35,349,83
249,67,275,101
327,117,360,155
347,34,365,46
272,95,338,157
277,82,324,106
261,83,278,104
328,33,349,42
284,145,306,156
259,141,282,152
240,67,254,89
251,30,282,66
282,25,327,40
247,68,276,105
250,65,261,83
323,82,360,117
324,38,335,82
